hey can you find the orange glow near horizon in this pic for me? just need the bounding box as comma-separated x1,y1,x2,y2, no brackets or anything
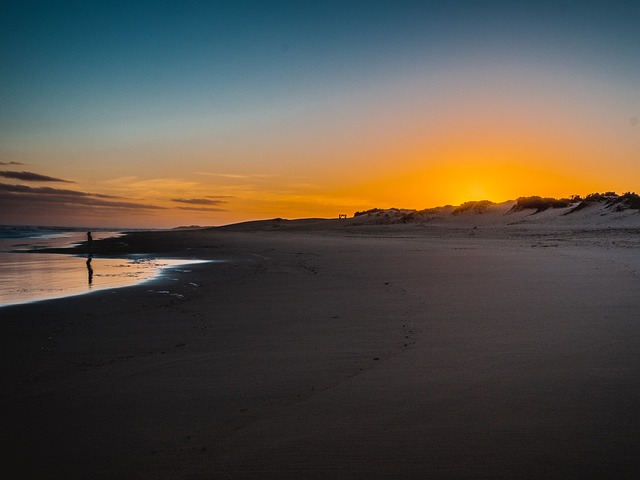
3,112,637,229
3,63,638,228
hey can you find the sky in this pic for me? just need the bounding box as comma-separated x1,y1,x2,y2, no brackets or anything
1,0,639,228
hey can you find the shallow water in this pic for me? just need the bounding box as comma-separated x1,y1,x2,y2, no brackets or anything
0,227,124,251
0,228,207,308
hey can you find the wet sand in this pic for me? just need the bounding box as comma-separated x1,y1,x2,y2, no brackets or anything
3,220,640,479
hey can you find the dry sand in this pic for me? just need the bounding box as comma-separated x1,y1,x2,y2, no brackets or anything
2,212,640,479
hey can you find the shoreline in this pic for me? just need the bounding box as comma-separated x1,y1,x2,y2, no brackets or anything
3,225,640,478
0,255,213,309
0,229,214,308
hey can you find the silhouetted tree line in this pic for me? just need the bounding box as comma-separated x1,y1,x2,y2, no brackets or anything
510,196,572,214
567,192,640,213
353,191,640,219
511,192,640,214
354,208,385,217
452,200,495,215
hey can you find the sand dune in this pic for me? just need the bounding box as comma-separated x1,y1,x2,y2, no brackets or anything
211,197,640,245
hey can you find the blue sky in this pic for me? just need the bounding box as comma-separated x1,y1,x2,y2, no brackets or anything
4,0,637,138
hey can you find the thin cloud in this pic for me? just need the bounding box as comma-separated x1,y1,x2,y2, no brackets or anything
0,183,164,210
0,183,119,199
0,161,24,166
195,172,249,179
176,206,227,212
171,197,228,206
196,172,278,179
0,170,75,183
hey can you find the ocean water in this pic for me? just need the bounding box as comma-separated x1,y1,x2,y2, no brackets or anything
0,226,207,308
0,225,124,250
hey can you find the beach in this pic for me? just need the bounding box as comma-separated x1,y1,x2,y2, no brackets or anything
3,211,640,479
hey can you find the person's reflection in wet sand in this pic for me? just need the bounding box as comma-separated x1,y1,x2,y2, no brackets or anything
86,256,93,286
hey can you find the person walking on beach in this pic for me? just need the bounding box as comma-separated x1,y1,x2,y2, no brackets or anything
87,231,93,252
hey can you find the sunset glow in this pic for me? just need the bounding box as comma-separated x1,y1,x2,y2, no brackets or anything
1,1,639,228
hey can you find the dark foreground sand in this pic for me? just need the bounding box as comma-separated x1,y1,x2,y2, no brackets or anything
2,221,640,479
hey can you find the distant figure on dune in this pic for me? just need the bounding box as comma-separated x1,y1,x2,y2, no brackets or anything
87,231,93,252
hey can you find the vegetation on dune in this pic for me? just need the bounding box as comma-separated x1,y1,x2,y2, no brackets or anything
352,191,639,223
567,192,640,214
452,200,496,215
509,192,640,215
509,196,572,214
353,208,384,217
618,192,640,209
353,207,411,218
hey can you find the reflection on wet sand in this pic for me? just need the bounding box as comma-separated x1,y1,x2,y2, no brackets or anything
86,256,93,286
0,254,209,307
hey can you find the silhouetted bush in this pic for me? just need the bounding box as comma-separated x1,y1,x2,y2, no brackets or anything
584,192,618,202
622,192,640,209
354,208,383,217
566,191,640,214
609,192,640,210
510,196,571,214
452,200,495,215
